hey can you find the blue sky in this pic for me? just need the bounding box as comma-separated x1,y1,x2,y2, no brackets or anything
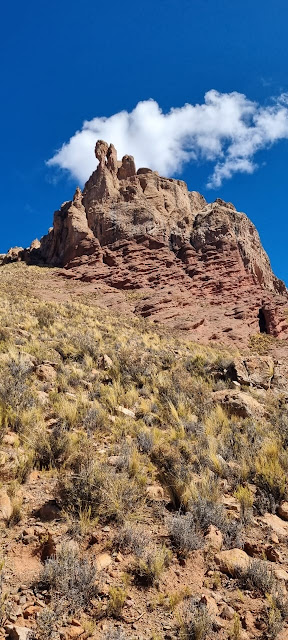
1,0,288,284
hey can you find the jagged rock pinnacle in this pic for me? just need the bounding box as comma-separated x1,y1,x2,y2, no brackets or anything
3,140,288,345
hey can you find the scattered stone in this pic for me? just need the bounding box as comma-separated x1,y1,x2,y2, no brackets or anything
107,455,123,467
22,528,35,537
22,534,37,545
3,433,19,446
71,619,83,627
116,405,136,418
199,594,218,616
115,552,124,563
266,545,281,562
146,484,165,500
274,568,288,582
242,611,255,632
100,354,113,369
67,625,85,638
221,604,235,620
270,533,279,544
0,489,12,521
23,605,41,619
89,532,99,545
221,495,240,513
95,553,112,571
243,540,262,558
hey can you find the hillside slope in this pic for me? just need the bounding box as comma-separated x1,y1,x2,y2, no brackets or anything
0,264,288,640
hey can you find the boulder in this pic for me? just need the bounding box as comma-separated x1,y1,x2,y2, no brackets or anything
221,604,235,620
23,605,41,619
231,355,274,389
3,247,24,264
212,390,264,418
35,364,57,383
265,545,281,562
274,568,288,582
100,353,113,369
37,500,61,521
6,626,31,640
262,513,288,538
204,525,223,552
277,502,288,521
214,549,250,576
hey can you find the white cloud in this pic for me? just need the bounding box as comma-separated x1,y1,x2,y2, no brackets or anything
47,90,288,188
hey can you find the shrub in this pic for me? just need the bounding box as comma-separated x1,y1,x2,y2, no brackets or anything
136,428,154,453
103,628,128,640
15,450,34,484
108,586,127,618
264,596,284,639
7,499,22,527
151,443,192,508
133,545,171,586
58,460,144,523
180,597,213,640
40,543,97,614
255,446,287,503
36,607,58,640
33,423,70,469
114,522,150,556
234,485,253,522
83,406,108,433
231,613,241,640
237,559,275,595
168,512,203,556
189,497,242,549
0,354,35,431
35,305,56,329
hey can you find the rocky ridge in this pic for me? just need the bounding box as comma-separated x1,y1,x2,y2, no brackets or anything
5,140,288,345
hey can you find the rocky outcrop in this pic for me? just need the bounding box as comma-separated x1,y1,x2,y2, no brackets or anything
5,140,288,345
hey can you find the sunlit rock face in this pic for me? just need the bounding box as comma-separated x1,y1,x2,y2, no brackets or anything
7,140,288,344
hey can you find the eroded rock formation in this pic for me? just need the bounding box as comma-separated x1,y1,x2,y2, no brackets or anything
6,141,288,345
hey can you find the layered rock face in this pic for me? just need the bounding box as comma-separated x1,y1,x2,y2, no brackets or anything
11,140,288,344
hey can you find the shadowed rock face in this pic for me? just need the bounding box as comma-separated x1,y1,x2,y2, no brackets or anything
6,141,288,345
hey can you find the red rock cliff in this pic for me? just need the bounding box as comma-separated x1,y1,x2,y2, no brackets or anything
8,140,288,345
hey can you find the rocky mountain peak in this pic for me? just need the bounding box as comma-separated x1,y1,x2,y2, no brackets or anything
3,140,288,345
